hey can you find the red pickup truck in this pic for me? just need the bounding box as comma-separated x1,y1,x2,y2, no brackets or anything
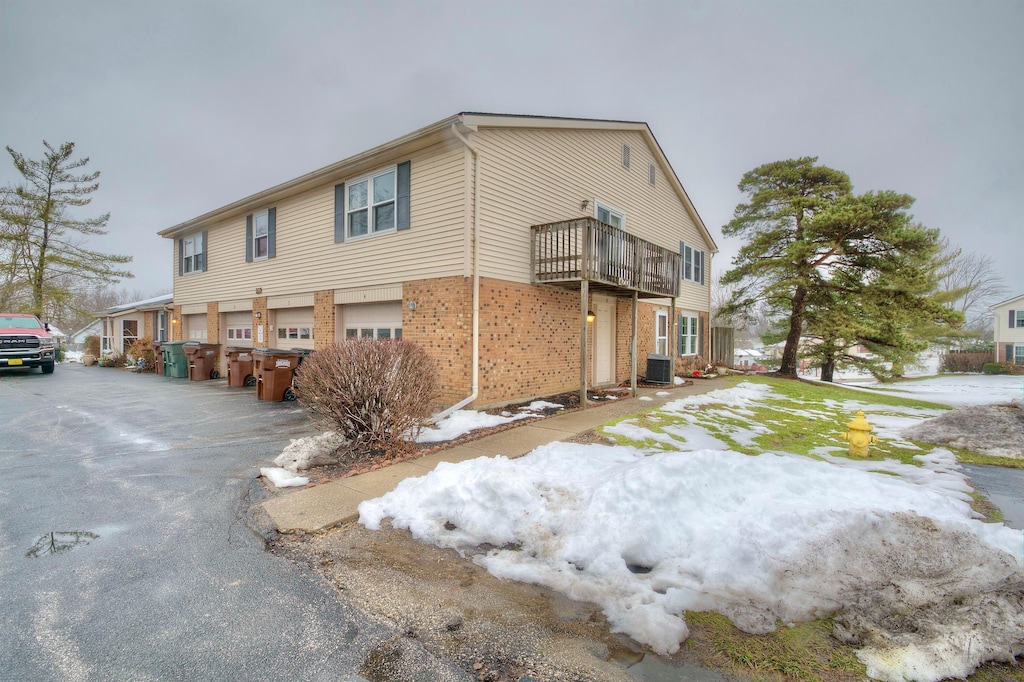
0,313,57,373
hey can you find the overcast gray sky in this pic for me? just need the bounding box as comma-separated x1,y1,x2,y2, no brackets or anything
2,0,1021,300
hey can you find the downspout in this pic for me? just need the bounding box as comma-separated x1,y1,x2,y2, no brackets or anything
434,123,480,420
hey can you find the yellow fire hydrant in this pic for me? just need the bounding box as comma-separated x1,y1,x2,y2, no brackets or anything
841,410,878,457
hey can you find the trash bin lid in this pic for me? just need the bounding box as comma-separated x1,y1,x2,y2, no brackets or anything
252,347,299,355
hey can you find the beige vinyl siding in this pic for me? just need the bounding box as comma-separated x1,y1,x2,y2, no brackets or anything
172,141,467,306
473,128,709,291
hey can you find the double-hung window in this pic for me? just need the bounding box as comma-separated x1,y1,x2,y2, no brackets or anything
681,242,705,284
253,211,269,259
678,314,698,356
1016,310,1024,328
348,168,396,238
182,234,204,273
179,231,206,275
1016,345,1024,364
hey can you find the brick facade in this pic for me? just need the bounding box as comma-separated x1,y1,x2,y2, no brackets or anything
206,302,220,373
253,297,268,348
171,305,183,341
403,276,474,406
313,290,336,350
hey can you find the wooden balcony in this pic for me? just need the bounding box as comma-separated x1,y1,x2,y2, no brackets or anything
530,218,680,298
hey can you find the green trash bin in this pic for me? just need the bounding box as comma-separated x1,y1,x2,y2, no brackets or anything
161,340,189,378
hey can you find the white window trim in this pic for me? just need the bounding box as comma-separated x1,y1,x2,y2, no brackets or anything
346,165,398,241
681,242,704,284
1016,311,1024,327
655,311,668,355
182,233,204,274
226,326,253,341
1015,344,1024,364
253,210,269,261
277,326,314,341
679,314,698,356
594,200,626,230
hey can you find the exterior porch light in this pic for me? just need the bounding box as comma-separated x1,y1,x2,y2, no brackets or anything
587,310,596,323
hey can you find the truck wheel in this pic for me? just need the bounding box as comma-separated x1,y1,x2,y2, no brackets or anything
41,361,55,374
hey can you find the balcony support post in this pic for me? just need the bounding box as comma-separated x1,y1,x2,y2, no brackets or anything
580,279,589,410
670,296,677,380
630,290,638,397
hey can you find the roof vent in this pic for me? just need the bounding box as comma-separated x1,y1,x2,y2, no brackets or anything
621,143,631,169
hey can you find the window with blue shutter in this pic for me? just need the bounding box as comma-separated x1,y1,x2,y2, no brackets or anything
680,242,705,284
247,209,276,260
179,231,206,274
338,162,411,240
1010,310,1016,329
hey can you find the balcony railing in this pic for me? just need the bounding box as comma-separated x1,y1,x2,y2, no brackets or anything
531,218,680,297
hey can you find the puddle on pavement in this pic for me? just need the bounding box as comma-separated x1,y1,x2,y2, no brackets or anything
25,531,99,558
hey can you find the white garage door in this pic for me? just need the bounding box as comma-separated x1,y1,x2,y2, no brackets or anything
224,311,253,347
274,307,315,350
185,313,207,341
340,302,402,339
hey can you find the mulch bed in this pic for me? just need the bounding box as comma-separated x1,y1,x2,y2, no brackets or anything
281,382,693,488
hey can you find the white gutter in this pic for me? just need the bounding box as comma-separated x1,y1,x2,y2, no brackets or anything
433,122,481,420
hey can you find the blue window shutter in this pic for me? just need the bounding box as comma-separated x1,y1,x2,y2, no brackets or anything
678,313,684,355
178,238,184,275
200,230,208,272
679,242,685,280
1007,344,1014,362
268,208,276,258
334,183,345,243
396,160,411,230
245,215,253,262
1010,310,1016,329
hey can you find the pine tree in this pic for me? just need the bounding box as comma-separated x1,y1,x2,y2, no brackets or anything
0,141,132,318
721,159,961,381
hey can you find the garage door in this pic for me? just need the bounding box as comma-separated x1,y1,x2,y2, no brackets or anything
274,307,315,350
340,302,402,339
185,313,207,341
224,311,253,347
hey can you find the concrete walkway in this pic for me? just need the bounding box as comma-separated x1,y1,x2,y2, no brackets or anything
261,380,723,533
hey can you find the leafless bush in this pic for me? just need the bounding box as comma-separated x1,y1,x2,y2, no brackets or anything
293,339,439,456
103,350,128,368
127,337,158,372
940,351,991,373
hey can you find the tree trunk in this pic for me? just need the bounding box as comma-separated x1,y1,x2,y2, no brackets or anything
821,356,836,382
779,285,806,376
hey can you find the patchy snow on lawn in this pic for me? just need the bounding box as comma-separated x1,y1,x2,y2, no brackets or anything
855,374,1024,408
417,409,542,444
360,382,1024,682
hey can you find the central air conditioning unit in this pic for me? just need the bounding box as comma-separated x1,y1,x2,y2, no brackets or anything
646,354,673,384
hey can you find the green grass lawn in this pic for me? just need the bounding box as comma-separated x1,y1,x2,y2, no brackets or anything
600,376,1023,681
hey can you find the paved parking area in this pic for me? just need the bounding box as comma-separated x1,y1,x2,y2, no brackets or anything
0,364,463,681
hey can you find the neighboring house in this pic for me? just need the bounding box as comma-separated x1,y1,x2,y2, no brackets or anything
992,293,1024,365
733,347,770,370
98,294,174,355
69,320,103,350
157,113,717,408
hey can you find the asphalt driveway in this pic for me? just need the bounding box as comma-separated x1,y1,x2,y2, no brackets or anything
0,363,463,681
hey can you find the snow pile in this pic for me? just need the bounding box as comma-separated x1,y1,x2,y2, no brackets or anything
259,467,309,488
863,374,1024,407
518,400,564,412
417,409,541,444
273,431,347,472
360,445,1023,680
902,404,1024,459
361,381,1024,682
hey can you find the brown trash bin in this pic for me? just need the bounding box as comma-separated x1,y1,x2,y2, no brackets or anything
225,346,256,388
183,342,221,381
253,348,303,401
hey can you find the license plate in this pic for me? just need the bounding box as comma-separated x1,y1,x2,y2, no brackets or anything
8,358,22,365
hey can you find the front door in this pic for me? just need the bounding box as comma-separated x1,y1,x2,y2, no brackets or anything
592,295,616,385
